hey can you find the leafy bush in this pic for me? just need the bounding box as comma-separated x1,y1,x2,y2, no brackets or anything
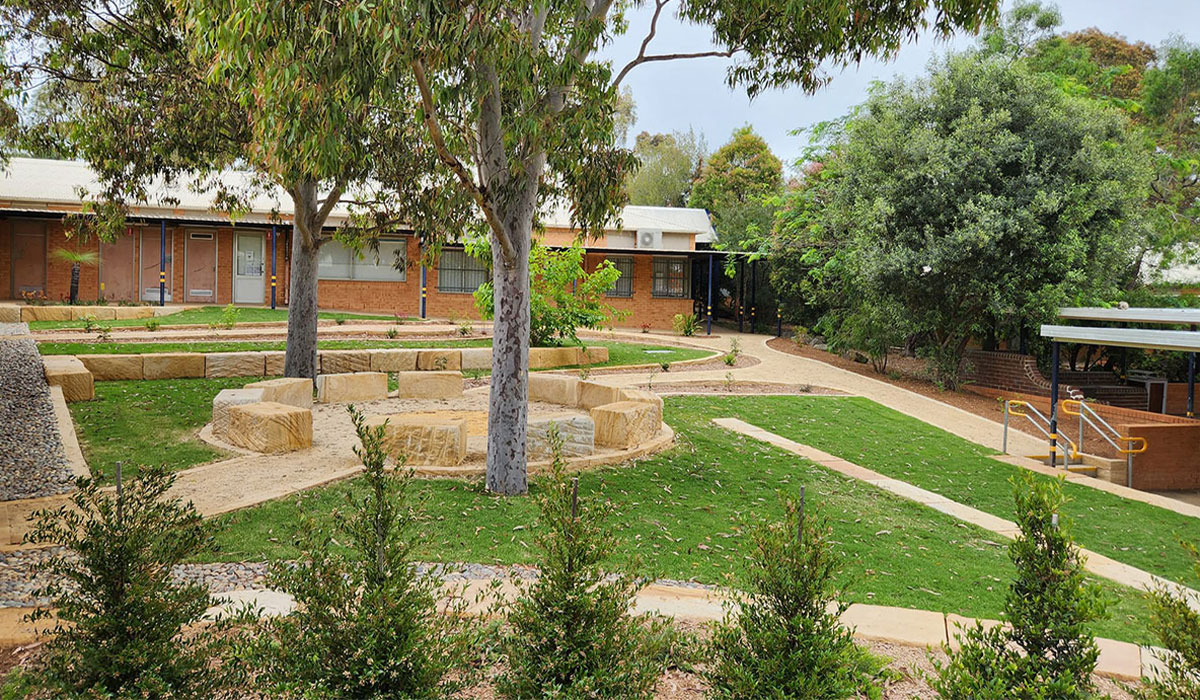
672,312,700,337
475,243,627,346
208,302,239,330
1140,542,1200,699
932,472,1106,699
247,406,479,698
385,326,399,339
144,318,161,332
495,428,667,698
22,468,238,699
705,490,885,698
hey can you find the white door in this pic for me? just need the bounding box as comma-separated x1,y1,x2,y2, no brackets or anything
233,233,265,304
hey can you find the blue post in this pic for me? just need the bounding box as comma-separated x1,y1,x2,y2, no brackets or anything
750,259,757,332
158,220,166,306
705,254,713,335
1049,341,1060,468
737,258,744,333
270,225,278,310
420,263,427,319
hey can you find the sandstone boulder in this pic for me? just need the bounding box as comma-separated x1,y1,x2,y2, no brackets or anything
78,354,143,381
529,346,579,369
206,352,266,378
263,351,286,376
366,414,467,466
528,374,580,406
579,346,609,364
77,307,116,320
0,305,19,323
143,353,205,379
227,402,312,454
459,347,492,371
527,416,594,459
619,388,664,417
578,381,623,410
417,349,461,371
245,377,313,408
315,372,388,403
591,401,660,449
368,348,417,372
212,388,265,438
392,371,462,399
22,306,72,322
42,356,93,402
320,349,371,374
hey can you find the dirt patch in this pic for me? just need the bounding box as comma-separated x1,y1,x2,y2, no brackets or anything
587,353,758,376
650,382,845,396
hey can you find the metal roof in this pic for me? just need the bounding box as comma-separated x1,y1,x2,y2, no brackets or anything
1059,307,1200,326
0,157,716,239
1040,324,1200,352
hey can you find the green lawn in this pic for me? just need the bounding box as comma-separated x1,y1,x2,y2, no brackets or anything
720,396,1200,589
201,395,1160,645
39,339,711,369
29,305,400,330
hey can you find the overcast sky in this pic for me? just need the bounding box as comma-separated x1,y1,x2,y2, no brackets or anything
598,0,1200,170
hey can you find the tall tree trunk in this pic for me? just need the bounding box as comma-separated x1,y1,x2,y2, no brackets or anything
485,215,532,496
284,182,321,379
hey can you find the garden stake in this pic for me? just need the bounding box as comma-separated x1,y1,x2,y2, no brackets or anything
571,478,579,520
115,461,123,524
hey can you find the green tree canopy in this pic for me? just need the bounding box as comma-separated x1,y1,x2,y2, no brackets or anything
774,50,1152,386
689,125,783,251
626,129,707,207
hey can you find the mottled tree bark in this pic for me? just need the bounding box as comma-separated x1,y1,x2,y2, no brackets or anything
283,180,337,379
485,217,532,495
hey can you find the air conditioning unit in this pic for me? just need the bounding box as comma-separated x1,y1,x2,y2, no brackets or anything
635,229,663,249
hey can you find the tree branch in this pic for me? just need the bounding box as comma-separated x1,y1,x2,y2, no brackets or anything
411,57,514,262
611,0,735,89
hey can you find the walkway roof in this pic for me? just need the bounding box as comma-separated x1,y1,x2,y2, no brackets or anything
1040,324,1200,352
1059,307,1200,326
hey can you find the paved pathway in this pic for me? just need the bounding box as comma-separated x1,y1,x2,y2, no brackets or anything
713,417,1200,613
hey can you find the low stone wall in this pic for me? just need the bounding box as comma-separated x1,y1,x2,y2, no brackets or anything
0,303,186,323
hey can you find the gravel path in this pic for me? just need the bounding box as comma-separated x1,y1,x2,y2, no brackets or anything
0,335,74,501
0,548,712,608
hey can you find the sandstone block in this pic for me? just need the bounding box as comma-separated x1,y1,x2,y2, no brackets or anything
0,305,19,323
76,307,116,320
245,377,313,408
23,306,72,322
620,388,664,415
528,374,580,406
227,402,312,454
114,306,155,319
392,371,463,399
320,349,371,374
143,353,205,379
459,347,492,371
529,346,580,369
315,372,388,403
212,388,265,438
528,416,594,459
366,414,467,466
578,381,623,410
206,352,266,378
78,354,143,381
368,348,417,372
417,349,461,371
263,351,286,376
579,346,609,364
591,401,660,449
42,356,93,402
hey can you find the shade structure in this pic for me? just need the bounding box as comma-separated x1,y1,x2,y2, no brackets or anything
1040,325,1200,353
1058,307,1200,326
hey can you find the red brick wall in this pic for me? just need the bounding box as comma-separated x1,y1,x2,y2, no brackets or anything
585,252,692,329
0,219,11,299
46,220,102,302
961,349,1084,399
1122,423,1200,490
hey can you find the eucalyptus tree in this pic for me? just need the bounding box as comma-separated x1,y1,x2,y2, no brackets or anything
183,0,1000,495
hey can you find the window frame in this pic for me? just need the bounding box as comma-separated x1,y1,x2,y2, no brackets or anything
436,248,489,294
605,255,634,298
317,237,408,282
651,255,690,299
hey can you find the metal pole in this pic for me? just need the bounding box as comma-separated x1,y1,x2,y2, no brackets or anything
1127,452,1133,488
750,259,757,331
158,220,166,306
1049,341,1060,468
1002,401,1009,455
705,254,713,336
777,307,782,338
419,261,427,319
270,225,277,310
737,258,744,333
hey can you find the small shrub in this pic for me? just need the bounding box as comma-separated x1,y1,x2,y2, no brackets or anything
334,316,346,325
728,337,741,357
724,371,735,392
21,467,238,698
208,303,239,330
80,315,99,333
932,472,1106,699
640,322,651,334
578,362,592,380
1140,541,1200,700
647,366,660,390
144,319,161,332
457,320,473,336
495,428,667,698
94,324,112,343
723,353,737,366
705,490,887,698
659,360,671,372
246,406,479,697
385,326,399,339
672,312,700,337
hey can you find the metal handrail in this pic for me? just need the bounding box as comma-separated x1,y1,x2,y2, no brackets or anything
1060,399,1149,486
1002,400,1079,462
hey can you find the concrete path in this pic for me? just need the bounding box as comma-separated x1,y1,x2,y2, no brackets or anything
713,417,1200,612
